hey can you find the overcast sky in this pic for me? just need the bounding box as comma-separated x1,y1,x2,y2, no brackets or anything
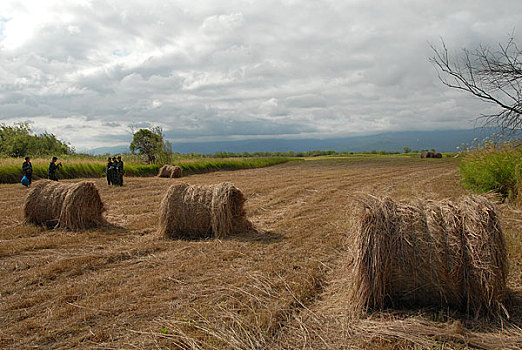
1,0,521,150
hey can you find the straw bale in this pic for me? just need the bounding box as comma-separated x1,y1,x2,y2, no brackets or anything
158,165,182,178
158,182,249,239
420,151,441,158
351,195,508,317
24,180,106,230
459,195,508,316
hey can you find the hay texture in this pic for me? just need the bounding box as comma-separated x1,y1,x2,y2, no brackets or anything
158,182,250,239
24,180,106,230
351,195,508,317
158,165,182,178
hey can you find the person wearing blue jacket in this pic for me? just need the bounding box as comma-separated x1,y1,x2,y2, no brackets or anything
22,156,33,186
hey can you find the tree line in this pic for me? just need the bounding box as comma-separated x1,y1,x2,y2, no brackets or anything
0,123,72,157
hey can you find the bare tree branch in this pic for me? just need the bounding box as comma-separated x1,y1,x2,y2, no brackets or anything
429,34,522,134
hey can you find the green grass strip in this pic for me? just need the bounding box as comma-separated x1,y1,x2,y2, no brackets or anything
0,157,294,184
459,145,522,200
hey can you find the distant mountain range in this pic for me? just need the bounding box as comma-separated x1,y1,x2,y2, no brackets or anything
86,128,513,155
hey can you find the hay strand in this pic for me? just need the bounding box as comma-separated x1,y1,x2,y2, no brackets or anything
24,180,107,230
158,182,249,239
158,165,182,178
352,195,508,318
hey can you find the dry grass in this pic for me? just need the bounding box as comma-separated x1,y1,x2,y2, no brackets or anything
0,157,520,349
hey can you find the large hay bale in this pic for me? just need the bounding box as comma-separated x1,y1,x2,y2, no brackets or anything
24,180,106,230
158,182,250,239
351,195,508,317
158,165,182,178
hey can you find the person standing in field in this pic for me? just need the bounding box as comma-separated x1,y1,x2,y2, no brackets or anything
106,157,114,186
48,156,62,181
111,156,118,185
22,156,33,186
115,156,124,186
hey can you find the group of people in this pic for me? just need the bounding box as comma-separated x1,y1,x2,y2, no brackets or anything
106,156,124,186
21,155,124,187
21,156,62,186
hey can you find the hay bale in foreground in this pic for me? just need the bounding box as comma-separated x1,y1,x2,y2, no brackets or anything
158,165,182,178
158,182,250,239
351,195,508,317
24,180,106,230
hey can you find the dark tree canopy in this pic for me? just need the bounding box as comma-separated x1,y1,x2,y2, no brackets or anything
0,122,72,157
430,35,522,133
129,127,169,163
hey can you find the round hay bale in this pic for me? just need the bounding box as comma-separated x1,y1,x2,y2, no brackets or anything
351,195,508,317
158,165,172,178
158,165,182,178
158,182,249,239
24,180,106,230
421,151,440,158
171,165,182,178
459,195,508,316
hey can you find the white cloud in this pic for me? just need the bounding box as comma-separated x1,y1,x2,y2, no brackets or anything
0,0,521,149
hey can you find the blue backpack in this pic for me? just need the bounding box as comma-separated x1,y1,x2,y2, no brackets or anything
21,176,30,187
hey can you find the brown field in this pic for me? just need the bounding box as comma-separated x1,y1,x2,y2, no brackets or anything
1,157,520,349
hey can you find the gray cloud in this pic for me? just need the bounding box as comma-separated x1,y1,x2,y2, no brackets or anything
1,0,521,149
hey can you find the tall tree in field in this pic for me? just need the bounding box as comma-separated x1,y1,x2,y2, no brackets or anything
430,35,522,134
130,127,169,163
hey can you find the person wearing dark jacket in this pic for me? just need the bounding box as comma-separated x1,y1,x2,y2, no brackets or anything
48,156,62,181
22,156,33,186
106,157,114,185
115,156,124,186
111,156,118,185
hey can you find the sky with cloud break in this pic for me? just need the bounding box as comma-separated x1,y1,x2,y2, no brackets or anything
1,0,521,150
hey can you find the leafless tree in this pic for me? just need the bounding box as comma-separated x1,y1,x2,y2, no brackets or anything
430,35,522,134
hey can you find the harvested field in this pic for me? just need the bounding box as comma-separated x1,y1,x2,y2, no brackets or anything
0,157,520,349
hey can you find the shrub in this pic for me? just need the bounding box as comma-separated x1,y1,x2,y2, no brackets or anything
459,143,522,202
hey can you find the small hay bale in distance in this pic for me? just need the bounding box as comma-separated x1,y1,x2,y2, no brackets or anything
24,180,107,230
351,194,508,318
158,182,250,239
158,165,182,178
420,151,430,158
420,151,442,158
